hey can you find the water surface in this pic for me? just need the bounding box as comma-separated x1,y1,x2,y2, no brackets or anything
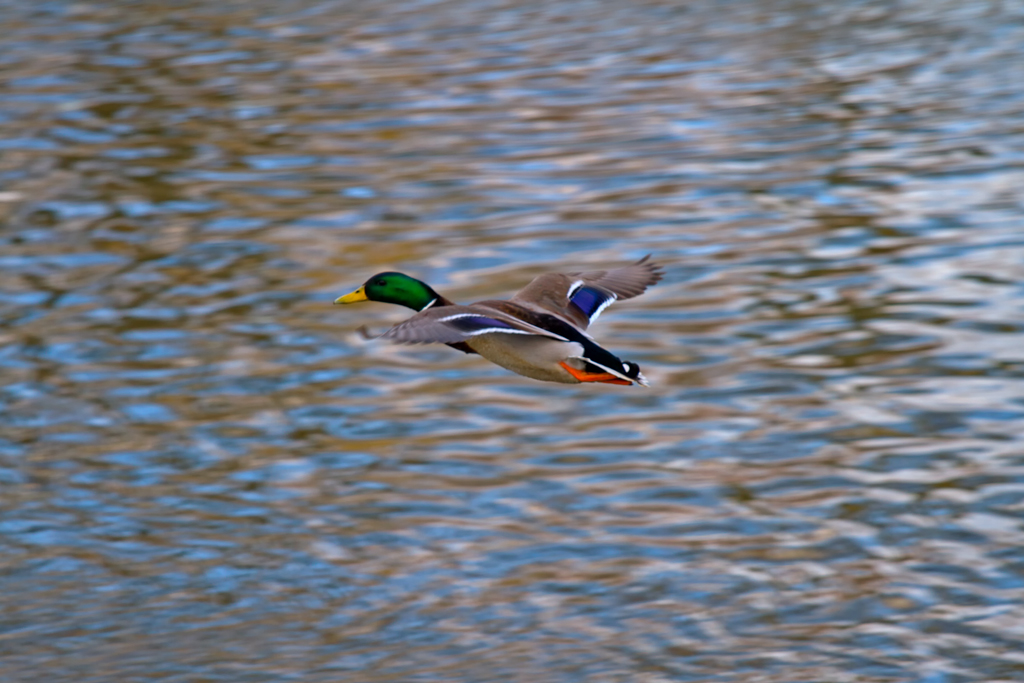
3,1,1024,681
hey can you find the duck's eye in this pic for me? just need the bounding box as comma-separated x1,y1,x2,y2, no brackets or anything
375,279,386,286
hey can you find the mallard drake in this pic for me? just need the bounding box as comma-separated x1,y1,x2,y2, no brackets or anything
334,256,662,386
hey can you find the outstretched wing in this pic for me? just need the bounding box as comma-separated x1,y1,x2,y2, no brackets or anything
511,255,663,329
379,305,569,345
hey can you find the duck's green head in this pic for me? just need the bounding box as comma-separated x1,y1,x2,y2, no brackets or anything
334,272,440,312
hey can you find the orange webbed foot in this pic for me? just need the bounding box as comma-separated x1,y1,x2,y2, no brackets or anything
559,362,632,385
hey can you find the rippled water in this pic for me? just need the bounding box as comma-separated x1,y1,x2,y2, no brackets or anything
3,1,1024,681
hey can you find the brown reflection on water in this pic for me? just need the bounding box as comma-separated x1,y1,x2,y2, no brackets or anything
3,1,1024,681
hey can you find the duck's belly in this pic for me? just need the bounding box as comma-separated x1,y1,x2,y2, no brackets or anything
468,335,585,384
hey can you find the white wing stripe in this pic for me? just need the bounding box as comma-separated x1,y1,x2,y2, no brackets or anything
465,328,538,337
589,293,618,323
438,312,488,322
566,280,585,300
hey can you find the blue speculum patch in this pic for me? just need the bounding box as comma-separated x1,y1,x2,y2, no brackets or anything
570,286,613,320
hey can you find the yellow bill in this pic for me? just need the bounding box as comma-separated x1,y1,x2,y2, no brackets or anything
334,286,368,304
